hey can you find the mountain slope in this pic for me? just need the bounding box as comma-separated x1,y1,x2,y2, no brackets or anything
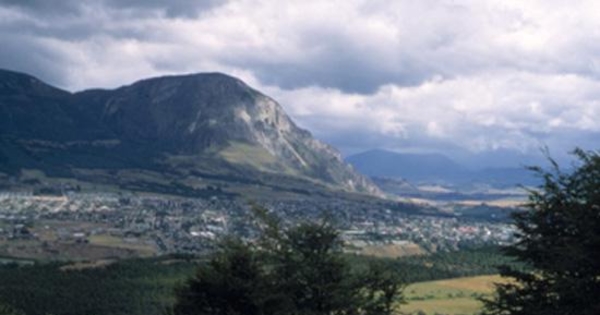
0,69,380,197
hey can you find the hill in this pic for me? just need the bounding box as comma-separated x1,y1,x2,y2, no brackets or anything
0,69,380,199
346,149,466,183
346,149,537,189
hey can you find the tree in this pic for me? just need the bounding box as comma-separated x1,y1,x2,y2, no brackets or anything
0,303,24,315
269,222,351,315
173,238,268,315
361,261,406,315
173,207,405,315
482,149,600,315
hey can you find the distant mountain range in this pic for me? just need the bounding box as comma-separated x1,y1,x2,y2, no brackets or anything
346,149,539,188
0,69,380,198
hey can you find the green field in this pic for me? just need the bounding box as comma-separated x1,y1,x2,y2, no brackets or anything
400,275,504,315
88,234,157,256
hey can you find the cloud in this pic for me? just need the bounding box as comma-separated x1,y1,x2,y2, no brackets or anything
0,0,83,16
0,0,226,18
266,70,600,159
0,32,71,86
4,0,600,91
1,0,600,164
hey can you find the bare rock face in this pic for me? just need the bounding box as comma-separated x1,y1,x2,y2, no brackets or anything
0,69,381,196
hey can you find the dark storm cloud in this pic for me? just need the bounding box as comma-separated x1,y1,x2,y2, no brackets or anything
247,53,429,95
222,16,442,94
0,0,229,88
0,34,71,87
0,0,487,94
0,16,134,42
102,0,227,18
0,0,227,18
0,0,84,16
242,37,432,94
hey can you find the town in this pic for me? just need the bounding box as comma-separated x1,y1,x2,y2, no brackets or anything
0,191,516,260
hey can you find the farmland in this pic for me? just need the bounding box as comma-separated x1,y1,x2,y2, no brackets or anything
402,275,506,315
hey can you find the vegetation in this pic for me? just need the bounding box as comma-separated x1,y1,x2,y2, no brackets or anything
173,208,405,315
0,245,515,315
0,303,25,315
482,149,600,315
403,275,505,315
352,246,519,284
0,257,198,315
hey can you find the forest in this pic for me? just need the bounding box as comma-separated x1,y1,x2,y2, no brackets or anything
0,247,513,315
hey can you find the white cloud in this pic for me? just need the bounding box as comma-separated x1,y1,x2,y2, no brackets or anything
267,71,600,156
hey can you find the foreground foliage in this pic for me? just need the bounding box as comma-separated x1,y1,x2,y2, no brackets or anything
483,149,600,315
0,303,24,315
0,256,198,315
173,209,405,315
0,246,513,315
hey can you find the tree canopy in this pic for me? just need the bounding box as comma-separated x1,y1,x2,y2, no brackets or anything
172,208,405,315
483,149,600,315
0,303,24,315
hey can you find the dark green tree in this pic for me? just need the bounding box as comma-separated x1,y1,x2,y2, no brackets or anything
267,221,359,315
0,303,24,315
173,238,268,315
361,261,406,315
482,149,600,315
173,208,405,315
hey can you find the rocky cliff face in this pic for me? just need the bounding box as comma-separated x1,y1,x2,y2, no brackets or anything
0,69,380,197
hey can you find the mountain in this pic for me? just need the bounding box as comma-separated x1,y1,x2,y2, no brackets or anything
0,69,380,198
346,149,537,188
346,149,467,183
457,148,546,169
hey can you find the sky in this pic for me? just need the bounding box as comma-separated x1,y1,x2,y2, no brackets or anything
1,0,599,167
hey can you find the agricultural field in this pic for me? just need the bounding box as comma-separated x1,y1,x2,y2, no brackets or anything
354,242,425,258
87,234,157,256
0,219,158,261
400,275,505,315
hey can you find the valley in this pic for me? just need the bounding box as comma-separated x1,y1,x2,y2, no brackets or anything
0,68,524,263
0,69,526,315
0,191,515,261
